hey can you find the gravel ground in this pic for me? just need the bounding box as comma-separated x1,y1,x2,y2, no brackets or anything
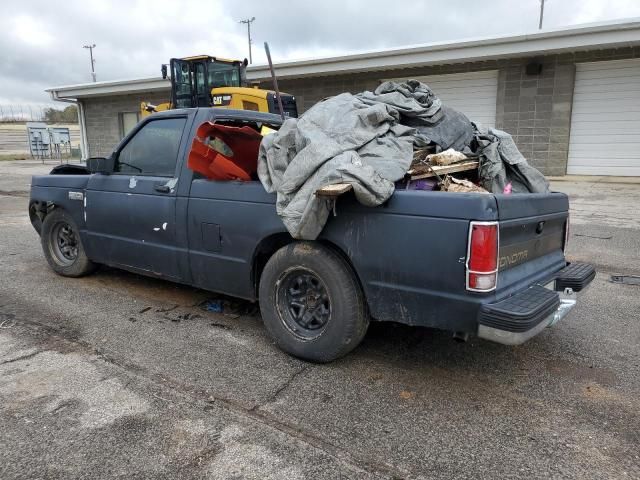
0,162,638,479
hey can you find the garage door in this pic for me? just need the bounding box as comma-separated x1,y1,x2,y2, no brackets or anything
385,70,498,127
568,59,640,176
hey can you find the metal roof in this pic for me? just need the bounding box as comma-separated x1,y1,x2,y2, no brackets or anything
48,17,640,100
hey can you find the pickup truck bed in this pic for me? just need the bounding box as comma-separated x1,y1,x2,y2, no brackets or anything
29,108,594,362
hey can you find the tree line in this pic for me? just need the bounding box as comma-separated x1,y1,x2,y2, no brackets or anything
0,105,78,123
43,106,78,123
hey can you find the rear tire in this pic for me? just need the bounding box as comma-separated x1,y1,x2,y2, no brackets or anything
41,209,97,277
259,242,369,362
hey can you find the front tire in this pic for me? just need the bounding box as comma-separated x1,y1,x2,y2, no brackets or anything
259,242,369,362
41,209,96,277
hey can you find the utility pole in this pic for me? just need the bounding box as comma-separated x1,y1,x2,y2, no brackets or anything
83,44,97,82
538,0,546,30
239,17,255,64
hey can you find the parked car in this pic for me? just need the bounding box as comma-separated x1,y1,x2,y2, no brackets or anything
29,108,595,362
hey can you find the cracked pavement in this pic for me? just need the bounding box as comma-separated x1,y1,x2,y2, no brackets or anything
0,160,639,479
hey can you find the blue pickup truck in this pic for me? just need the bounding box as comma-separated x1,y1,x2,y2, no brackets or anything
29,108,594,362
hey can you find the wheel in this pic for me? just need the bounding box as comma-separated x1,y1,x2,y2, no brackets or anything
259,242,369,362
41,209,97,277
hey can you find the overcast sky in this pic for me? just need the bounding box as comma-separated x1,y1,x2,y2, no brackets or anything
3,0,640,107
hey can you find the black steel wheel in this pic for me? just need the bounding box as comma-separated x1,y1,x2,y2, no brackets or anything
259,242,369,363
276,267,331,339
40,209,97,277
49,221,79,267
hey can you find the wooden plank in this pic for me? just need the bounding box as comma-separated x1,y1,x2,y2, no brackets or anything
408,160,478,180
315,160,478,197
315,183,353,197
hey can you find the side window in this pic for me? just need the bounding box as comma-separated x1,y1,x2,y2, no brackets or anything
119,112,140,138
116,117,186,176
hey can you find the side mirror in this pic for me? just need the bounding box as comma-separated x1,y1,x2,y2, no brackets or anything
87,156,115,174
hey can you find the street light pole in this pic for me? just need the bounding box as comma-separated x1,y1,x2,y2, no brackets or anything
538,0,546,30
83,44,97,82
239,17,256,64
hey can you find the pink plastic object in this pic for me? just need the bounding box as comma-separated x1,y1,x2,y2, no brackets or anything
503,182,512,194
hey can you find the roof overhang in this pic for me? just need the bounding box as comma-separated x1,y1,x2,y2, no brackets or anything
47,77,170,101
47,17,640,99
246,17,640,80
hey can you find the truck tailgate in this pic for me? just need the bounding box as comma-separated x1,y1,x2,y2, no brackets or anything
494,192,568,219
495,192,569,294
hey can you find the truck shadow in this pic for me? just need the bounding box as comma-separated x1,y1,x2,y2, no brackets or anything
90,266,567,379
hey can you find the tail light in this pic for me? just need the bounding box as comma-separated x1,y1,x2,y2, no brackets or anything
466,221,499,292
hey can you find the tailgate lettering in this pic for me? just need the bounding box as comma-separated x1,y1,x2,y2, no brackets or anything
499,250,529,269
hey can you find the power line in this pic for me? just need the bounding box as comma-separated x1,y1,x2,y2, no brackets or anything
83,44,97,82
239,17,256,64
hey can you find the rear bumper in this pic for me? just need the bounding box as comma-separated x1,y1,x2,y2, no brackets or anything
477,262,595,345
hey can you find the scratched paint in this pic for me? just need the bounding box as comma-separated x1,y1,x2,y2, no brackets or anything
129,177,137,188
164,178,178,192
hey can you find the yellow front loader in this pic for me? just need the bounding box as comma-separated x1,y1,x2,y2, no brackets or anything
141,56,298,118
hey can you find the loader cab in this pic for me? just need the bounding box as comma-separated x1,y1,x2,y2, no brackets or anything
169,56,246,109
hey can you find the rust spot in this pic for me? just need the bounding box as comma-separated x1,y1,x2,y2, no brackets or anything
399,390,415,400
545,360,617,387
582,382,627,403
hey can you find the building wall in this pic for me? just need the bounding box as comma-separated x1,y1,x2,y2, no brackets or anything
257,47,639,175
79,46,639,173
82,91,169,157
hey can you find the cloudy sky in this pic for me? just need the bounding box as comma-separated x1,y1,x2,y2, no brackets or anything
3,0,640,107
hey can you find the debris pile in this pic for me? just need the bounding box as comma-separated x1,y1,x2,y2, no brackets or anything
258,80,550,240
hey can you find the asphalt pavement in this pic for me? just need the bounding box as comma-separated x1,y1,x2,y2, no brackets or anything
1,160,639,479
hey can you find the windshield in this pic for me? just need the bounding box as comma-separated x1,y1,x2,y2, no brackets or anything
208,61,241,88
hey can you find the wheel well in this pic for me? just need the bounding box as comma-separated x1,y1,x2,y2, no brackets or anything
252,233,294,297
317,239,369,311
252,235,368,309
29,201,56,235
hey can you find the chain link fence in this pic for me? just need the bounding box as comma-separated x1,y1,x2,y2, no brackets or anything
0,104,56,123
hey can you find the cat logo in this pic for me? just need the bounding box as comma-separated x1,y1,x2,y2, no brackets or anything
212,95,232,106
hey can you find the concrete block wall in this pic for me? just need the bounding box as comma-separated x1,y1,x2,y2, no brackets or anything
494,56,576,176
82,91,169,157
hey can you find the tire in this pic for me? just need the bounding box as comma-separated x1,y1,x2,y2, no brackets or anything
41,208,97,277
259,242,369,362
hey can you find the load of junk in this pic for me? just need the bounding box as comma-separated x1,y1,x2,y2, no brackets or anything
188,79,550,240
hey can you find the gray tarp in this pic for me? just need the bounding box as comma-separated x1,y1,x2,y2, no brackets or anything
258,86,433,240
475,125,550,194
258,80,549,240
414,105,475,152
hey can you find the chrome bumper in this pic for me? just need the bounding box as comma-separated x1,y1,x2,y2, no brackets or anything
478,287,578,346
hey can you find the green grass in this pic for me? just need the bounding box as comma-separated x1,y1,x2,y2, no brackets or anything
0,154,80,161
0,154,29,161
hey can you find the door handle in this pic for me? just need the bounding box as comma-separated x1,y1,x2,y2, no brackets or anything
154,184,170,193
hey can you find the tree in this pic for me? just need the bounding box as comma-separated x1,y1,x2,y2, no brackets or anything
44,105,78,123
